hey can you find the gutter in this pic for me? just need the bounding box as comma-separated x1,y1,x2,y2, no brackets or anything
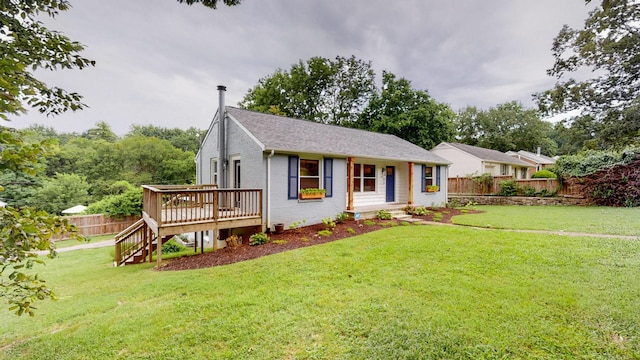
266,149,275,231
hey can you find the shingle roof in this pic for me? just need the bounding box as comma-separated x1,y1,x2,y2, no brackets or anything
515,150,556,165
443,142,532,167
227,107,450,164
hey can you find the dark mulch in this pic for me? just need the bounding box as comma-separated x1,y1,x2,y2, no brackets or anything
158,207,476,271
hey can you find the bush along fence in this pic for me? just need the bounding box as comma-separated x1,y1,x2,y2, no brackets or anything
59,214,140,239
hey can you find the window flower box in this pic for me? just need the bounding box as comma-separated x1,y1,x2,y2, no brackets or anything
426,185,439,192
299,188,325,200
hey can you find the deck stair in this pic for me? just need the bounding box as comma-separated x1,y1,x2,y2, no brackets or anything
114,219,172,266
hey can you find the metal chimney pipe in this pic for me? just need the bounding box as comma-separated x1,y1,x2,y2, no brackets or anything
537,146,541,156
217,85,227,188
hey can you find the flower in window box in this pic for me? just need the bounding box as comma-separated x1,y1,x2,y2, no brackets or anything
299,188,326,199
426,185,439,192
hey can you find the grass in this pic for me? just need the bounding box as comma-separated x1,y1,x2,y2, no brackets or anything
452,205,640,236
2,224,640,359
52,233,116,249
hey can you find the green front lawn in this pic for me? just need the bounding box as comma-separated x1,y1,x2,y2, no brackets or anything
2,225,639,359
453,205,640,236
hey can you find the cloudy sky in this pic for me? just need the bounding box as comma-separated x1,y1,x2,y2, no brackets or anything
9,0,595,136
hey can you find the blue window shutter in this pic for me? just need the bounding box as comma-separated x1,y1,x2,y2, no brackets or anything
421,164,426,193
324,158,333,198
288,156,299,199
436,165,441,190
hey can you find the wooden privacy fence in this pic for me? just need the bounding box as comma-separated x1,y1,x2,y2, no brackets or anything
62,214,140,238
448,176,583,197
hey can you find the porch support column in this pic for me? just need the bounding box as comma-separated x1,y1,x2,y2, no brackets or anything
408,162,414,205
347,157,354,210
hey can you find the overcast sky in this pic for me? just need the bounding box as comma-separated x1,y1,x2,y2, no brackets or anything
8,0,595,136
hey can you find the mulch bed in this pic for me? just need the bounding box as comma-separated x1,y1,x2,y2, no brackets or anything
158,207,474,271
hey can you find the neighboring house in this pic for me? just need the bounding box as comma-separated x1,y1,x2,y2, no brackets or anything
431,142,533,179
195,86,451,230
506,150,556,178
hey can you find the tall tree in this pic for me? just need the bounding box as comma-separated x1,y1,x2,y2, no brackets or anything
83,121,118,143
536,0,640,148
355,71,455,149
455,102,556,154
241,55,376,125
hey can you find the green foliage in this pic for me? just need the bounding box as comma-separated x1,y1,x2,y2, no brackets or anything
249,232,269,246
355,71,455,149
0,0,95,120
364,220,377,226
299,188,325,195
32,173,91,214
346,227,356,235
160,239,185,254
0,206,80,316
469,172,494,195
498,180,519,196
455,102,555,154
377,209,392,220
289,219,306,230
317,230,332,237
432,213,443,222
126,125,206,153
536,1,640,150
86,187,143,217
322,217,336,231
554,147,640,178
241,55,376,125
176,0,241,9
404,206,429,216
334,212,349,223
531,169,557,178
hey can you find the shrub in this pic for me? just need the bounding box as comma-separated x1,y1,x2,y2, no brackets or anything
86,187,143,217
249,232,269,246
289,220,306,230
346,227,356,234
554,147,640,178
470,172,494,194
498,180,519,196
160,239,185,254
377,209,392,220
317,230,332,237
335,212,349,223
532,169,557,178
364,220,376,226
225,234,242,249
413,206,429,216
322,217,336,230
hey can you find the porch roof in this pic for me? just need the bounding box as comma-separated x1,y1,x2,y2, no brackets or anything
227,107,451,165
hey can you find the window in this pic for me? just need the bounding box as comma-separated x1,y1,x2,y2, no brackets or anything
299,159,320,189
423,166,433,190
500,164,509,176
210,159,218,185
353,164,376,192
288,156,333,200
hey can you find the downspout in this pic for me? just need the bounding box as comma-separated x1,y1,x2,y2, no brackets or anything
266,149,275,231
217,85,226,188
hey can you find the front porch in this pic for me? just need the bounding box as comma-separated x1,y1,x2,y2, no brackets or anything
115,185,263,266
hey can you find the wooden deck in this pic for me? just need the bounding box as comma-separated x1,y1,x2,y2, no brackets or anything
142,185,263,238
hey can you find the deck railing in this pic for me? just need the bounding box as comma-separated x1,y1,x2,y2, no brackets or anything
142,184,263,228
